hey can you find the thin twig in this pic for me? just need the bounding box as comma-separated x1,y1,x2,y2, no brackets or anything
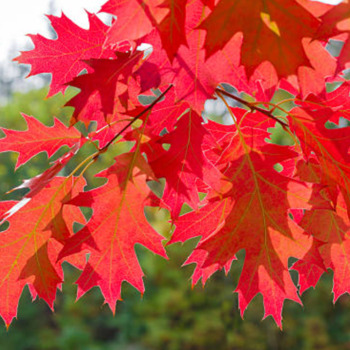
215,87,289,130
94,84,174,159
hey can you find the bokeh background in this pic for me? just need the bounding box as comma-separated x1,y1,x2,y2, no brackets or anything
0,0,350,349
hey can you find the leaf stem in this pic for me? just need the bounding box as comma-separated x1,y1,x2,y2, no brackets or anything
215,87,289,130
95,84,174,159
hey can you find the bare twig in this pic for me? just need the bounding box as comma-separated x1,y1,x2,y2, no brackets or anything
215,87,289,130
94,84,174,159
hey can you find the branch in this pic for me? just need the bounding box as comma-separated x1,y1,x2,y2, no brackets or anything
95,84,174,158
215,87,289,129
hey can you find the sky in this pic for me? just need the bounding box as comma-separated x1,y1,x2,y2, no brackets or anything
0,0,345,62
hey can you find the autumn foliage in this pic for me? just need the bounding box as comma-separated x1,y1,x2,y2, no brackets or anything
1,0,350,328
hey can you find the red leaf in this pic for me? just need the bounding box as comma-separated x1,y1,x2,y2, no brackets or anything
125,86,189,136
66,51,144,126
156,0,188,61
150,109,221,218
58,153,167,311
8,147,78,200
291,239,326,294
294,82,350,123
101,0,165,45
296,39,336,98
0,176,85,326
134,1,260,114
295,190,350,300
14,13,114,97
173,126,316,326
135,0,281,114
0,114,81,169
200,0,321,77
102,0,188,61
170,194,234,285
289,106,350,215
316,1,350,73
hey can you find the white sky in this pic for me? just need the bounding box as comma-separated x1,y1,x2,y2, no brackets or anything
0,0,345,62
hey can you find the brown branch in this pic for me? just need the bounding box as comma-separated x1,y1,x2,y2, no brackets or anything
215,87,289,129
94,84,174,159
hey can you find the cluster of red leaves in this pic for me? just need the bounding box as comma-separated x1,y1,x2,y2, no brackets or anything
1,0,350,328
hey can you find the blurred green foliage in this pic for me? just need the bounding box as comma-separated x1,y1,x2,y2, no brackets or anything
0,87,350,349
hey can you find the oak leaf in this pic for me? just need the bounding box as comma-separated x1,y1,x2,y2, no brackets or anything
66,51,144,126
0,114,81,169
200,0,321,77
149,109,221,218
173,125,317,326
15,13,114,97
58,153,167,311
0,176,85,326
